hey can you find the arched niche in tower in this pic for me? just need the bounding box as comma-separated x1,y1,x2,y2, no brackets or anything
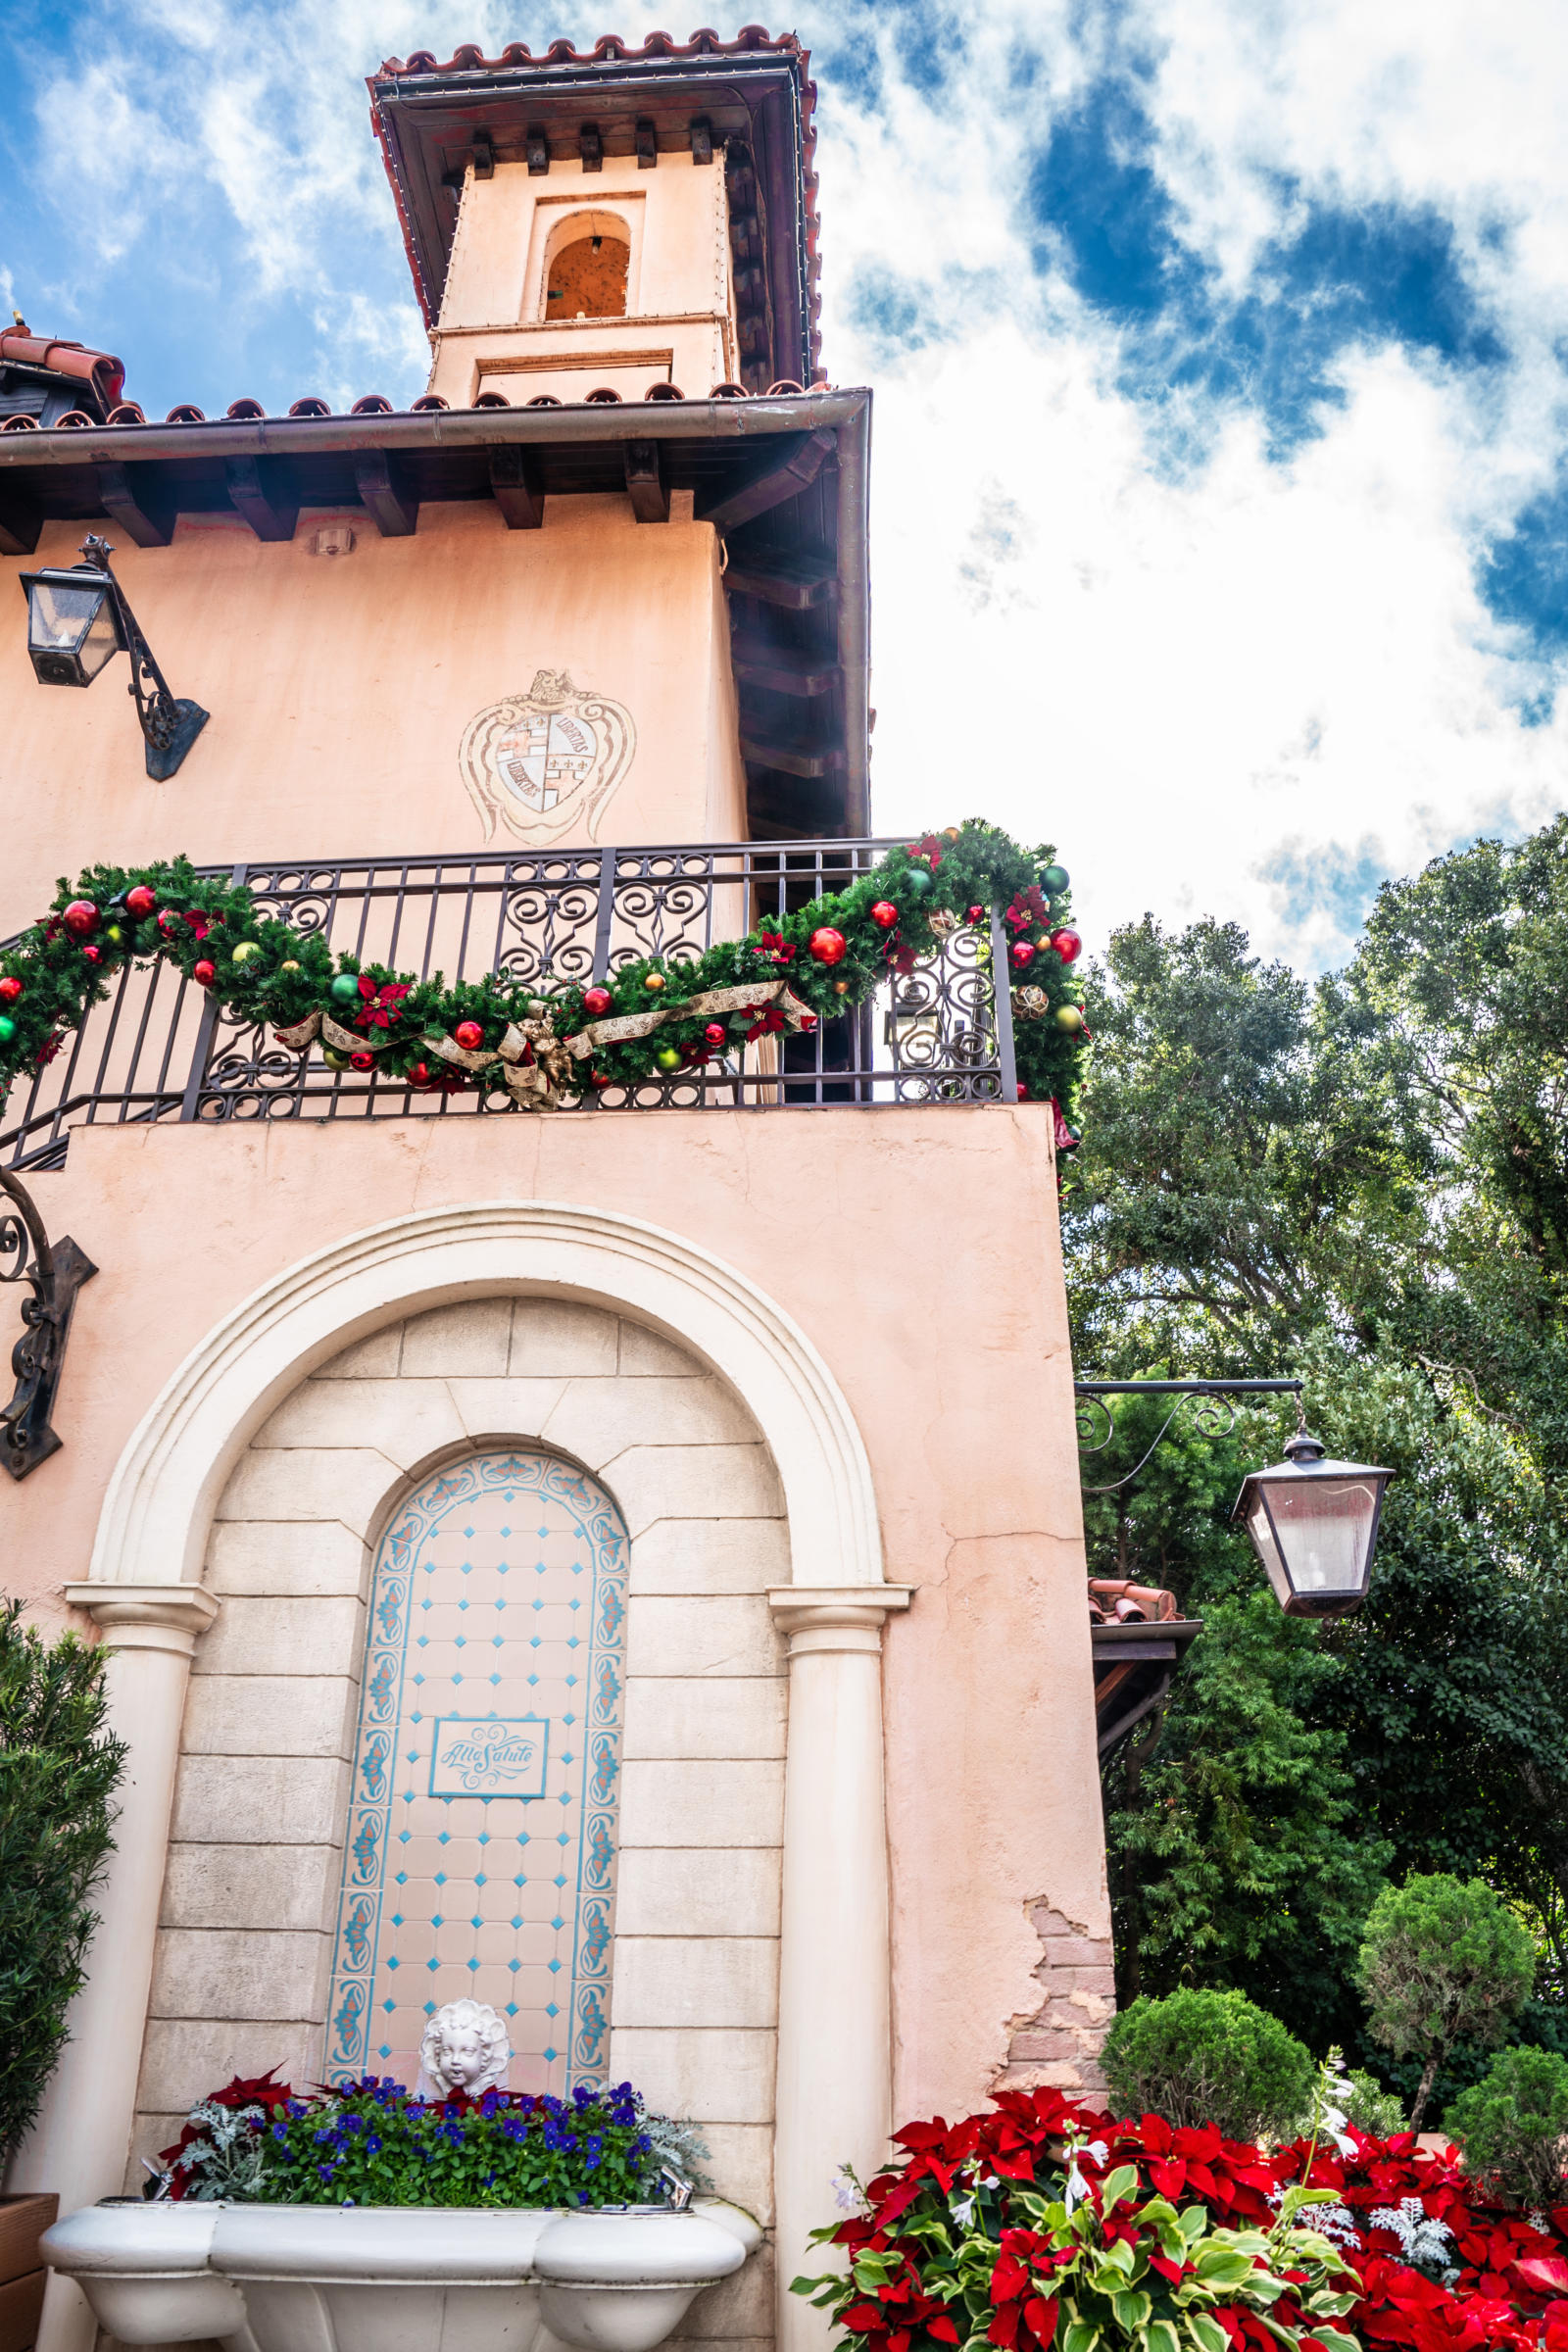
536,206,638,321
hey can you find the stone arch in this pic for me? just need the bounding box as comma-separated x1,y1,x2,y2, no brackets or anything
86,1199,884,1595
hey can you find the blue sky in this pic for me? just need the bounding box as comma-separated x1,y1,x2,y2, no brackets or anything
5,0,1568,969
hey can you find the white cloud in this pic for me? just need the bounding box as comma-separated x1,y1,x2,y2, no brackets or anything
15,0,1568,972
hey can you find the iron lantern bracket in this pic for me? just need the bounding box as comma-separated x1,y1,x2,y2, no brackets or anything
0,1168,97,1479
1073,1377,1302,1495
77,535,209,779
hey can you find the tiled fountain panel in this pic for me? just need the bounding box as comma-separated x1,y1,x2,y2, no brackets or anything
326,1449,628,2092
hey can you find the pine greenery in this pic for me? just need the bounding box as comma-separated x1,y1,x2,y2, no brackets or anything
0,1598,126,2163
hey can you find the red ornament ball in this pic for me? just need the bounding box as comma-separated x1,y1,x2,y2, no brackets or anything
966,905,987,927
704,1022,727,1047
582,986,612,1018
808,926,847,965
193,958,217,986
868,901,900,930
0,977,22,1004
125,885,157,920
158,909,181,936
408,1061,431,1087
81,945,102,965
1017,1082,1030,1102
454,1020,484,1052
589,1068,612,1089
1010,941,1035,969
62,900,99,939
1051,927,1083,964
350,1051,374,1072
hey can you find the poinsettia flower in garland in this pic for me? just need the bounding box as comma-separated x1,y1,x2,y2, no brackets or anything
0,824,1092,1136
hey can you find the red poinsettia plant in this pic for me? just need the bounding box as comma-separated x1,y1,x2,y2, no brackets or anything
792,2086,1568,2352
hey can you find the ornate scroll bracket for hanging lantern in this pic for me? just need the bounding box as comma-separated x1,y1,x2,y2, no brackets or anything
1074,1377,1394,1619
1074,1378,1304,1495
0,1168,97,1479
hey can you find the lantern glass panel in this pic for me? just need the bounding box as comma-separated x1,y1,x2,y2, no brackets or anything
1263,1473,1381,1602
1245,1493,1291,1609
26,578,120,685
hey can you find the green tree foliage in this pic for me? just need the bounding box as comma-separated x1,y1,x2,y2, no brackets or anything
0,1598,126,2163
1444,2045,1568,2206
1100,1986,1315,2139
1357,1874,1536,2130
1065,812,1568,2083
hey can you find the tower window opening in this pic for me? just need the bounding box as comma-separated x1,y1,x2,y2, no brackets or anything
546,230,630,319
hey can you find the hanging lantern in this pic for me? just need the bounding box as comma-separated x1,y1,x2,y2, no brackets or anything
20,563,123,688
1232,1424,1393,1617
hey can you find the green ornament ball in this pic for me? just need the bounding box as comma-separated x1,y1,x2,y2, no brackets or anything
103,922,125,948
329,973,361,1006
231,940,262,967
322,1046,353,1070
0,1016,16,1046
1040,863,1070,895
903,866,934,899
1054,1003,1085,1033
654,1046,682,1073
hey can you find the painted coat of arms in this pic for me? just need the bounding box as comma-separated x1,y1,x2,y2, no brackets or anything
459,669,635,843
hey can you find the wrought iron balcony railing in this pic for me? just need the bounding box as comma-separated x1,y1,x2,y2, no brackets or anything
0,839,1022,1172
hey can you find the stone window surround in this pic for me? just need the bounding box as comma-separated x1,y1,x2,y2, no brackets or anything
28,1200,911,2352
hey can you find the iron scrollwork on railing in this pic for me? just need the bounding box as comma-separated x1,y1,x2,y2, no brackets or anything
0,840,1018,1168
0,1169,97,1478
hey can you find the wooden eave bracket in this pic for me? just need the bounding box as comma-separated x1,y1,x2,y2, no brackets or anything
698,428,835,531
353,449,417,536
96,461,173,548
489,445,544,529
623,439,668,523
224,457,299,543
0,495,42,558
730,630,837,697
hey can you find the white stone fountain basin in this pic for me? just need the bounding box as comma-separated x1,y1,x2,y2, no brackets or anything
41,2196,758,2352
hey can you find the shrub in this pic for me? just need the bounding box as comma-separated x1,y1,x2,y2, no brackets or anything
1341,2067,1406,2139
1444,2046,1568,2210
1100,1987,1315,2140
0,1598,126,2165
1356,1874,1536,2130
152,2073,705,2208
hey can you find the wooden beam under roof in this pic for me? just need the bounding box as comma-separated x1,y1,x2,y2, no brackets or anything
488,445,544,529
739,734,846,780
224,457,298,543
353,450,417,536
0,493,41,558
96,462,172,548
622,440,668,524
730,632,837,697
698,431,835,531
722,551,838,610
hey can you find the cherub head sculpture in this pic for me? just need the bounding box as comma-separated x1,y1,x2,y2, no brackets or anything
416,1998,512,2101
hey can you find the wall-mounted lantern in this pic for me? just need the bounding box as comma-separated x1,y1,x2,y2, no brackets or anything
1232,1421,1393,1618
18,535,208,779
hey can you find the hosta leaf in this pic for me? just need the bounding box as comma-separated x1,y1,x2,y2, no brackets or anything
1186,2314,1228,2352
1101,2166,1140,2214
1111,2292,1153,2330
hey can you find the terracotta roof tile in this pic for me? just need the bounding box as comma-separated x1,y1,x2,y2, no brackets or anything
0,328,125,416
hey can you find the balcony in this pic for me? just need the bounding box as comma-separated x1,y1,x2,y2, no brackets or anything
0,839,1021,1171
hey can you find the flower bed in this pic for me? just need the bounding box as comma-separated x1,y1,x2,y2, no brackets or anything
149,2071,700,2208
794,2088,1568,2352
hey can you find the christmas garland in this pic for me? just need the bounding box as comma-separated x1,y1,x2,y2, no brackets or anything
0,821,1090,1132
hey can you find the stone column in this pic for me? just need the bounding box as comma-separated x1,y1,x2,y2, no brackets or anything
767,1585,912,2352
14,1583,218,2352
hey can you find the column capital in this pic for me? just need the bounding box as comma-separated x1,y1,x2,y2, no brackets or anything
767,1584,913,1655
63,1581,220,1658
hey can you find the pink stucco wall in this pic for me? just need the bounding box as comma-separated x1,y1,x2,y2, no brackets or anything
6,1104,1107,2123
1,495,747,930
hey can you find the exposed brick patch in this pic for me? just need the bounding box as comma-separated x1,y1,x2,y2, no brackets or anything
991,1900,1114,2102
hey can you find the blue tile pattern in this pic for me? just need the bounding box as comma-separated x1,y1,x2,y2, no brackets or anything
324,1451,627,2093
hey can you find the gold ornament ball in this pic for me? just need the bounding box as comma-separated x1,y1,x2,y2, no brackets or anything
231,940,262,966
1054,1004,1085,1033
833,979,851,996
643,971,665,994
322,1046,353,1069
279,958,301,973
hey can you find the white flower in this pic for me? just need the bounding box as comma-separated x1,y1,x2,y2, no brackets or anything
832,2168,870,2216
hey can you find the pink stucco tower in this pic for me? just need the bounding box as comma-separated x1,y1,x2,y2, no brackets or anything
0,32,1112,2352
